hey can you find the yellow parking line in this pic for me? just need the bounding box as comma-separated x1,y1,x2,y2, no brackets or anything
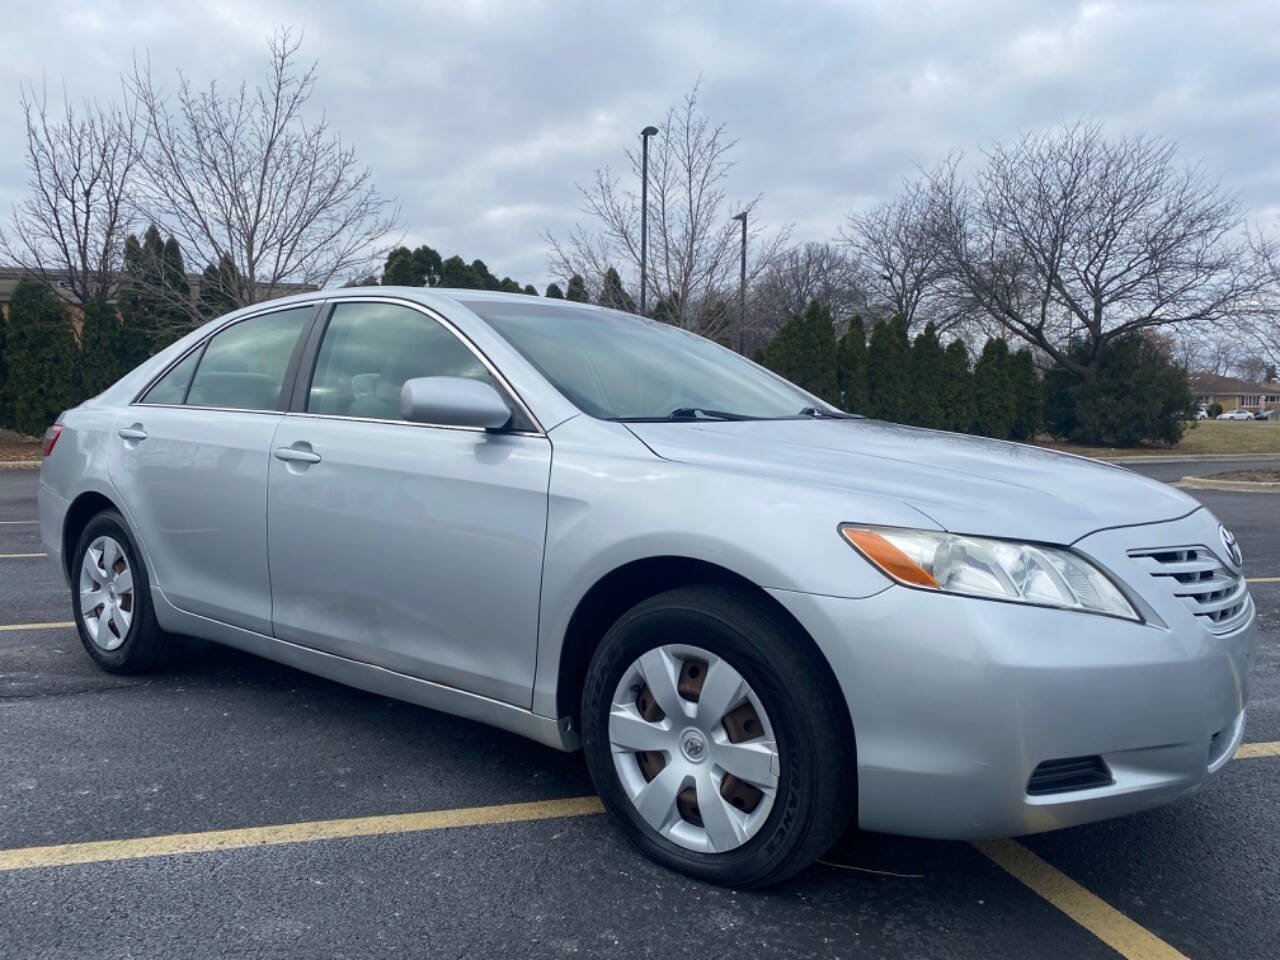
1236,741,1280,759
0,621,74,633
0,796,605,873
974,839,1189,959
973,741,1277,958
1247,576,1280,583
0,552,46,559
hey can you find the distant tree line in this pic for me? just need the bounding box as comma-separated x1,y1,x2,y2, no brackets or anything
757,301,1040,441
755,300,1193,446
371,242,595,303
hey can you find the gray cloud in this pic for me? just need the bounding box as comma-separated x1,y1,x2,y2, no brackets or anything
2,0,1277,288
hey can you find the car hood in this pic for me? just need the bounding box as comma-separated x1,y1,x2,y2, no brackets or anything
625,418,1200,544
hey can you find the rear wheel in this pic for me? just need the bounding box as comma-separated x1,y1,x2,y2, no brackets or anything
72,510,172,673
581,585,854,887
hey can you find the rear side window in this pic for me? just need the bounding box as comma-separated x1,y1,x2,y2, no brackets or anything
184,307,312,411
307,302,494,421
140,348,201,405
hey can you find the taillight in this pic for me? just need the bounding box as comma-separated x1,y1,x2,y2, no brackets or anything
41,425,63,458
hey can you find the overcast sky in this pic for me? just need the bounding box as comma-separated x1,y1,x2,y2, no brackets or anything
2,0,1277,289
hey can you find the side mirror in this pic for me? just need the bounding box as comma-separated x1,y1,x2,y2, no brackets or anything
399,376,512,430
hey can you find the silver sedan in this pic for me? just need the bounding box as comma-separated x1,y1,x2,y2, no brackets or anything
39,289,1255,886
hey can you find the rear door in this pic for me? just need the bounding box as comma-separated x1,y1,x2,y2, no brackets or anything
265,299,552,707
107,303,319,635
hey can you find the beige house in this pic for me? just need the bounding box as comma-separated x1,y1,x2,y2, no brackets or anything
1190,373,1280,413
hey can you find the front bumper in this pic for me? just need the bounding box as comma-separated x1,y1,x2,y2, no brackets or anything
768,515,1256,840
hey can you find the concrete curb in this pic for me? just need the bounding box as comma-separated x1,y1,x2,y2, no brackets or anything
1095,453,1280,464
0,460,39,470
1176,476,1280,493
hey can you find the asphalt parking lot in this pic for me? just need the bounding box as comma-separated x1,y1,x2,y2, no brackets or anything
1,461,1278,960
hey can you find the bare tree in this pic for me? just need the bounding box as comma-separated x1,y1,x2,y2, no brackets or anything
545,83,787,341
127,29,398,323
1236,222,1280,374
929,122,1254,378
1170,324,1231,376
1,82,143,305
842,164,957,333
749,241,866,345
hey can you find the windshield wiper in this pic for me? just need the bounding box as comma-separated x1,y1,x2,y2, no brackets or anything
613,407,756,422
668,407,756,421
797,406,860,419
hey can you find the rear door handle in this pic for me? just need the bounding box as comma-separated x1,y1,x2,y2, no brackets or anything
273,445,322,464
118,425,148,441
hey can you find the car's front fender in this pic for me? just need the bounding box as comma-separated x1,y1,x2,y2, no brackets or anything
531,415,933,718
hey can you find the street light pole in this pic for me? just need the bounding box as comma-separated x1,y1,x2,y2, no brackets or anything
639,125,659,315
732,211,747,353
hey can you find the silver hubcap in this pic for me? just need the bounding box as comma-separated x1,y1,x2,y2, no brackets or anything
609,643,780,854
79,536,134,651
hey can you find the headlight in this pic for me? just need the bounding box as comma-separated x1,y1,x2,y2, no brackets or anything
839,525,1140,621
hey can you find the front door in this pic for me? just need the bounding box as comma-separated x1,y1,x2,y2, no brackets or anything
266,300,551,707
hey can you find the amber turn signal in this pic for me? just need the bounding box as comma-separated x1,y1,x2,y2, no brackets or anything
840,527,939,588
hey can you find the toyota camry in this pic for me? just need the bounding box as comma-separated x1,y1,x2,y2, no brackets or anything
38,288,1256,887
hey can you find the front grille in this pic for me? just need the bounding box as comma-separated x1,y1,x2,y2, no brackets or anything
1027,756,1113,796
1128,545,1249,632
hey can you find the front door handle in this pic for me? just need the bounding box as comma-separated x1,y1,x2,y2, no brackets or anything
273,445,322,464
118,425,148,441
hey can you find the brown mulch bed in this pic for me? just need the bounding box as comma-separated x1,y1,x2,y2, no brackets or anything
1207,468,1280,482
0,441,42,462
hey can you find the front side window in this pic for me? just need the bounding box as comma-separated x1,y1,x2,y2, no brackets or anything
461,297,831,421
185,306,313,411
307,302,495,421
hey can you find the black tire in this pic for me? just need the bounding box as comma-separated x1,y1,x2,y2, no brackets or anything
581,585,854,888
71,509,172,674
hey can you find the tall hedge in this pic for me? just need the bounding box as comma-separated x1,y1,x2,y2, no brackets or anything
941,340,976,433
79,298,138,398
908,322,947,429
0,305,10,428
865,315,911,421
835,316,867,413
119,226,192,351
972,338,1016,438
5,277,80,436
1008,347,1043,440
757,299,839,406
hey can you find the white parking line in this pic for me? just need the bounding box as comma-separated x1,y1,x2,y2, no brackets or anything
0,520,38,525
0,621,74,633
0,553,46,559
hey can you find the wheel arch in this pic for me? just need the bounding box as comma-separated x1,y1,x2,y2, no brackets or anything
554,556,854,749
61,491,122,580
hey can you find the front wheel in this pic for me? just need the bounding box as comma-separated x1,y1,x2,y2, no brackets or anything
581,585,854,887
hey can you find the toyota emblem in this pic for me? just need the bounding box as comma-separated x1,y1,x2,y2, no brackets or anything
1219,525,1243,568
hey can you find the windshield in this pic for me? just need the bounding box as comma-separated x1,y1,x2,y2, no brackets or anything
462,298,835,421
